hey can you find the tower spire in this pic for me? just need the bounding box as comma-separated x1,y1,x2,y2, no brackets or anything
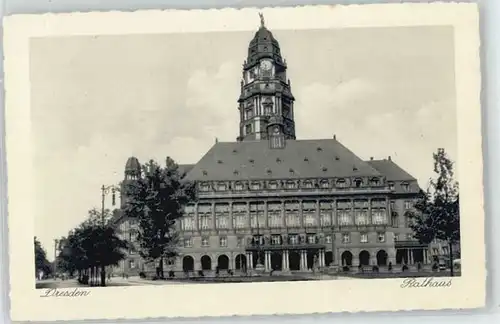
259,12,265,28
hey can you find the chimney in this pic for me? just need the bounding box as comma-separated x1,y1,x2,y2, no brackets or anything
370,157,374,161
215,137,219,144
388,155,392,161
333,134,336,140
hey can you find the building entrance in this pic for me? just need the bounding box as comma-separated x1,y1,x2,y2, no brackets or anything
289,251,300,271
271,251,282,271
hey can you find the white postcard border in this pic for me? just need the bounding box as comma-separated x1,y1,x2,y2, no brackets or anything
3,3,484,322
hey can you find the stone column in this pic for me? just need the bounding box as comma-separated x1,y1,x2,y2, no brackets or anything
316,200,321,227
368,198,372,225
320,250,325,267
211,202,216,230
286,251,290,270
299,200,304,228
264,201,268,228
282,250,288,271
281,201,286,228
194,203,199,232
228,202,233,230
264,251,270,271
248,252,253,269
247,202,251,228
351,199,355,225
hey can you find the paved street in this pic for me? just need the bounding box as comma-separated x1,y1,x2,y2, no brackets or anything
36,270,459,289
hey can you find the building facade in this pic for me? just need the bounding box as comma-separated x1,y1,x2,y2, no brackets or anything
112,19,427,276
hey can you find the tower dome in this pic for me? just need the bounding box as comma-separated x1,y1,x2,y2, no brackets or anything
124,156,141,179
245,13,285,68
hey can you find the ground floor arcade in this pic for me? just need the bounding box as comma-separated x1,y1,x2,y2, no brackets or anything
115,245,432,276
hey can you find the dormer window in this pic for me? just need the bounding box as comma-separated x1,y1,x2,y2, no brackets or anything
289,168,295,175
234,182,244,191
322,166,328,172
401,182,410,192
233,170,239,176
336,179,347,188
217,183,227,191
303,181,313,189
354,178,363,188
268,181,278,190
286,181,296,189
388,182,395,190
370,177,380,186
202,170,208,176
317,147,323,152
320,180,329,189
249,158,255,164
199,183,210,192
217,160,223,164
335,156,340,161
276,158,282,164
304,157,309,162
250,182,261,190
266,168,272,175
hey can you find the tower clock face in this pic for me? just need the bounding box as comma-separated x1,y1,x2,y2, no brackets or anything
260,60,273,71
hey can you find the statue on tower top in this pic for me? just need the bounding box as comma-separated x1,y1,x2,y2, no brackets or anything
259,12,265,27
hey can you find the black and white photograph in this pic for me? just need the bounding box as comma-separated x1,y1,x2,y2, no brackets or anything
4,3,484,321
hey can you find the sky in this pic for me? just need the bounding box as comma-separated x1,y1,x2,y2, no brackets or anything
30,26,457,259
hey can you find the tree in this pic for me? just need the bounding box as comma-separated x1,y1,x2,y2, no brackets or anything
409,148,460,276
34,237,52,278
123,157,196,278
57,209,129,286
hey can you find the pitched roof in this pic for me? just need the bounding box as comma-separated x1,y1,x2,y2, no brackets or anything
178,164,195,176
367,159,416,181
184,139,382,181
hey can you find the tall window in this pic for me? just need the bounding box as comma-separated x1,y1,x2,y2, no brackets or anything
268,211,282,228
216,214,229,229
182,216,195,230
404,201,413,210
219,236,227,247
338,210,352,226
232,203,247,229
307,234,317,244
304,213,316,227
372,209,387,225
286,211,300,228
360,232,368,243
391,213,399,227
199,216,210,230
355,209,369,225
201,237,210,247
342,233,350,244
245,124,252,135
289,235,299,245
325,235,332,244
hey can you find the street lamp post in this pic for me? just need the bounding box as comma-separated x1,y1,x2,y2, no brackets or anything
101,185,120,226
54,239,59,277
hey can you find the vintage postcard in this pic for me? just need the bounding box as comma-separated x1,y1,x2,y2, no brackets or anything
3,3,484,322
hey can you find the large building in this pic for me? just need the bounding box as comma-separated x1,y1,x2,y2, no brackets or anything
112,18,430,276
